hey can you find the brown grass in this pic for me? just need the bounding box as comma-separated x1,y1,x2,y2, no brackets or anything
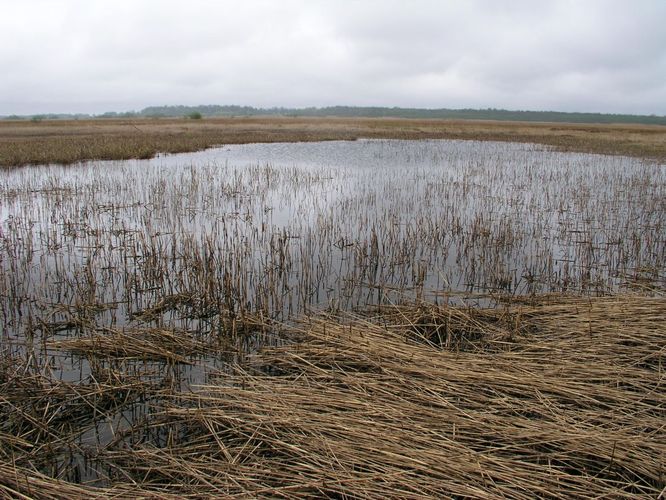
2,294,664,498
1,116,665,167
47,326,214,363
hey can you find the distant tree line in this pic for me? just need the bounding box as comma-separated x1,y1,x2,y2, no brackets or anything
134,105,666,125
3,105,666,126
4,113,95,121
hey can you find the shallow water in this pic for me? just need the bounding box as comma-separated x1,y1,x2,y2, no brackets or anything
2,138,665,481
2,139,663,319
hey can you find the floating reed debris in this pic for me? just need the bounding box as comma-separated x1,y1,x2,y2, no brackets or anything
2,294,662,498
47,326,214,363
0,358,157,483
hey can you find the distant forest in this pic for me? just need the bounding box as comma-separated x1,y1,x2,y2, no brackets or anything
4,105,666,125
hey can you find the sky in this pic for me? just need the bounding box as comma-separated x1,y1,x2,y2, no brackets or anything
1,0,665,116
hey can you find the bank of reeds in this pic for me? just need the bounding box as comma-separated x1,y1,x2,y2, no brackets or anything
1,117,665,168
2,294,664,498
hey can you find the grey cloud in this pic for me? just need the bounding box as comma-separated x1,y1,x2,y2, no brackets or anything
0,0,664,115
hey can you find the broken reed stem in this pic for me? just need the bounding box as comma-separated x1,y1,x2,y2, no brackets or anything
2,294,661,498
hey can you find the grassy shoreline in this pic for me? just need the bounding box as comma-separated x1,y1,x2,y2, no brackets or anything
1,116,665,167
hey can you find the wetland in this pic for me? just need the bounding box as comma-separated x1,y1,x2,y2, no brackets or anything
1,135,664,498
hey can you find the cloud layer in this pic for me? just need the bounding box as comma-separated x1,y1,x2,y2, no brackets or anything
2,0,665,115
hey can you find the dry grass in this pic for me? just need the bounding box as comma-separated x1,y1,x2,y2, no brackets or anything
1,116,665,167
47,326,214,363
2,294,664,498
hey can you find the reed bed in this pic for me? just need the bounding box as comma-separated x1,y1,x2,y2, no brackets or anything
2,294,663,498
1,139,664,497
2,140,664,337
1,117,665,168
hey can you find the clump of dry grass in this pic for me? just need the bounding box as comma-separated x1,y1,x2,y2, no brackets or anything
0,357,155,476
47,326,214,363
3,294,661,498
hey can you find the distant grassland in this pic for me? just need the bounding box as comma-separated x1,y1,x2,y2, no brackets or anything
1,116,665,167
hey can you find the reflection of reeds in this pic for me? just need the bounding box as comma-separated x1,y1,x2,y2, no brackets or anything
0,358,154,478
3,294,662,497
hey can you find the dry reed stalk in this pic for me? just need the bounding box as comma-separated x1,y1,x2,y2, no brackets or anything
68,294,661,498
0,461,180,499
47,327,214,363
1,294,663,497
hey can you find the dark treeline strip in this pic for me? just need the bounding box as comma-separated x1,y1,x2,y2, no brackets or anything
4,105,666,126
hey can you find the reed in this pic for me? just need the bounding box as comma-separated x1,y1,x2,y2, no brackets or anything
0,136,664,496
1,116,665,168
1,294,663,498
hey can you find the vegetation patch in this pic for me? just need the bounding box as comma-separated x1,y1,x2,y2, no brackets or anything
1,117,665,168
1,295,664,497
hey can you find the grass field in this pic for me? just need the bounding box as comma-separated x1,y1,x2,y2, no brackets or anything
1,116,665,167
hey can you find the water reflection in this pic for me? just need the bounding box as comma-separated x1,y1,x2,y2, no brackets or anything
2,139,664,481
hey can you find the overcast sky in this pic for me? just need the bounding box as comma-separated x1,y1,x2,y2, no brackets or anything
1,0,665,115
